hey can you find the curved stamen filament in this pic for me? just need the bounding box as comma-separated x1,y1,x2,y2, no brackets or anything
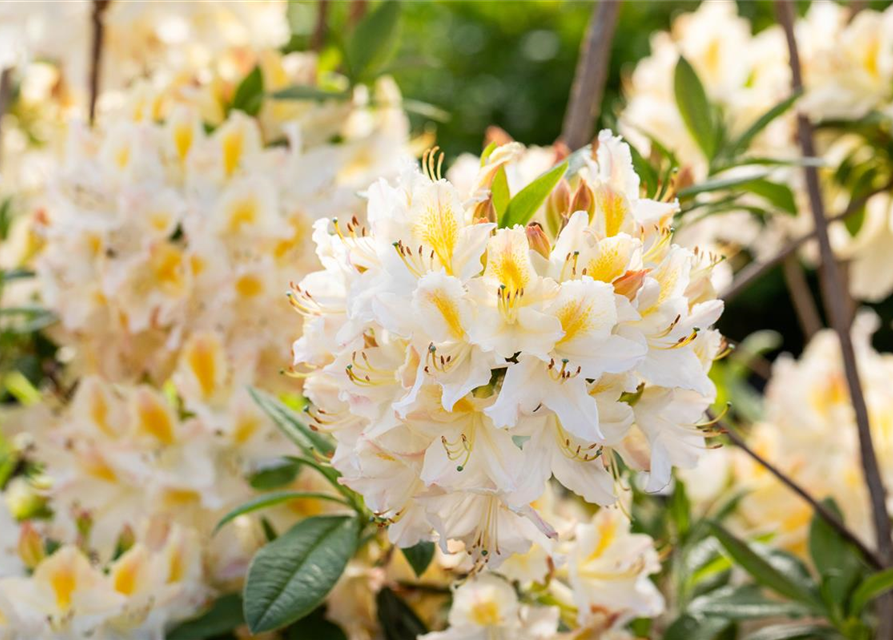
554,420,602,462
497,284,525,323
654,328,699,350
547,358,582,383
441,431,473,471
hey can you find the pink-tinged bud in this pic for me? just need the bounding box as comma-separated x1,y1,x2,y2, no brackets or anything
674,165,695,195
473,196,497,224
571,181,595,219
526,222,551,259
613,269,649,300
484,126,513,148
18,522,45,569
545,179,571,237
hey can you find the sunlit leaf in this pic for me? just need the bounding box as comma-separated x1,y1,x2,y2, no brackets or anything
500,160,568,228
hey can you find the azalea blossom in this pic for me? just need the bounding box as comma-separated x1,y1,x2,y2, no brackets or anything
289,130,724,567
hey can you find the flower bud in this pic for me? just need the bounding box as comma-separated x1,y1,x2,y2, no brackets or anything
571,181,595,219
75,508,94,549
17,522,45,569
114,524,136,559
613,269,649,301
525,223,551,259
4,477,47,521
472,196,497,224
545,179,571,237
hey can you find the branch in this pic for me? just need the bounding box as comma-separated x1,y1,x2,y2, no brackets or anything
0,67,13,171
776,0,893,574
311,0,330,52
713,412,883,570
559,0,621,151
781,255,821,338
721,176,893,302
88,0,110,126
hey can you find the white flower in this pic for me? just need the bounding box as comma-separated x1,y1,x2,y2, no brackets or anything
569,509,664,626
289,131,723,567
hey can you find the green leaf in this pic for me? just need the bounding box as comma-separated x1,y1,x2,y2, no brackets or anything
231,66,265,117
244,515,360,633
491,166,510,219
674,56,717,160
345,1,402,83
480,141,498,166
726,91,801,157
851,566,893,615
709,522,823,611
0,268,34,282
677,172,770,199
808,498,865,612
664,614,730,640
249,459,303,490
669,479,692,538
376,587,428,640
401,541,435,578
688,585,812,620
500,160,568,228
270,85,350,102
167,594,244,640
743,179,798,215
285,606,348,640
215,491,351,534
629,143,659,198
249,388,335,457
744,623,841,640
400,99,450,122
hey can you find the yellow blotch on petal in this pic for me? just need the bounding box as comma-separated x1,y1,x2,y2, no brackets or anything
426,289,465,340
151,244,186,294
221,128,244,178
470,600,502,626
112,546,150,596
587,245,627,284
595,185,628,238
487,230,530,294
585,512,618,562
235,273,264,298
413,203,459,274
226,197,258,234
184,333,224,400
133,388,176,445
555,299,596,345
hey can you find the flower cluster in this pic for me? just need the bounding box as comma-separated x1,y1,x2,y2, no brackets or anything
0,46,413,638
422,506,662,640
0,522,206,639
686,313,893,555
619,1,893,301
291,130,724,567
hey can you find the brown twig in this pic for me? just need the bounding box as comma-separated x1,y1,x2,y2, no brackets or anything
559,0,621,151
721,177,893,302
311,0,330,52
0,67,13,171
776,2,893,625
714,412,883,570
349,0,368,26
88,0,110,126
781,255,821,338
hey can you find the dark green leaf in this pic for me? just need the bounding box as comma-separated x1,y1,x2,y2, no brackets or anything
249,459,303,490
743,179,798,215
709,522,823,611
0,268,34,282
244,515,360,633
851,566,893,615
270,85,350,102
674,56,717,159
215,491,351,534
167,594,244,640
376,587,428,640
669,479,692,538
231,66,265,116
664,614,730,640
491,166,510,219
808,498,865,612
345,1,402,83
726,91,801,157
249,388,335,457
629,143,659,198
744,623,841,640
286,606,348,640
500,160,568,228
401,541,435,578
688,585,812,620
